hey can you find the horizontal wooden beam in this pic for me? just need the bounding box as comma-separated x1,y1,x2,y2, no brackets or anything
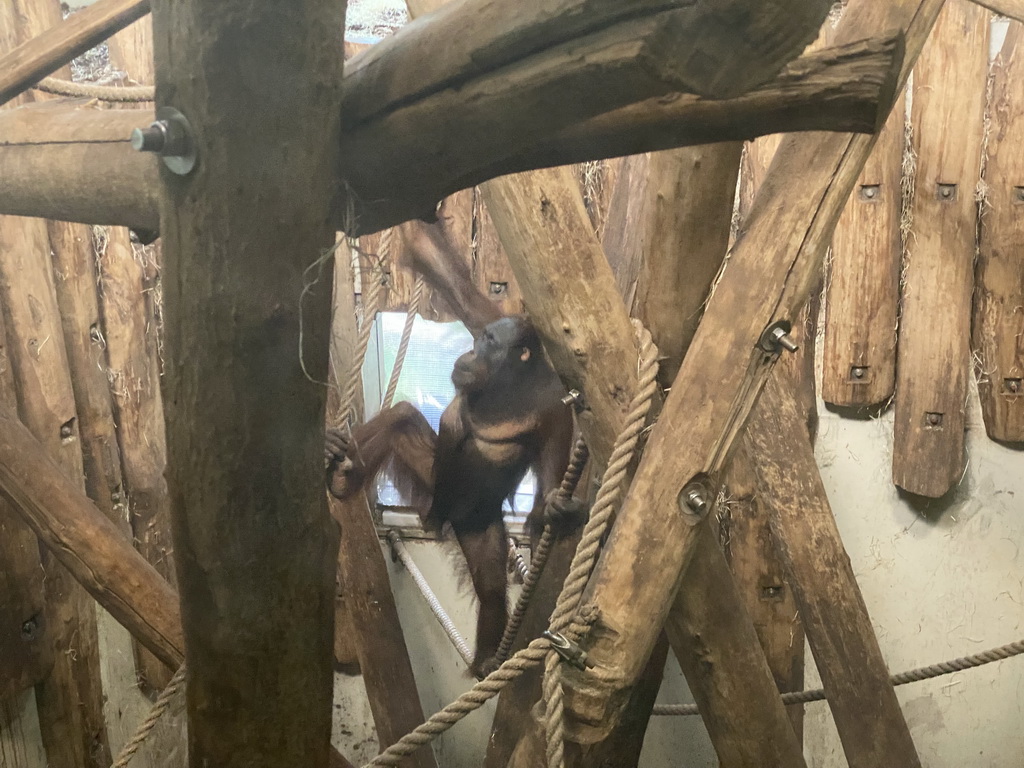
0,36,899,234
0,0,149,107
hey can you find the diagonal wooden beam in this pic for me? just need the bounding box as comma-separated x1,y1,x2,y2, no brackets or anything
0,0,149,106
0,411,359,768
972,0,1024,22
744,369,919,768
555,0,943,748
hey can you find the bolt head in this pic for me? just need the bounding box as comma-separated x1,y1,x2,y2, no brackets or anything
130,121,168,153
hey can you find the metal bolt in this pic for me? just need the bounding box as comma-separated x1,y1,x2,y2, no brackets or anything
561,389,582,407
1014,187,1024,203
926,412,943,427
761,585,784,600
59,419,75,440
679,480,711,519
1005,378,1022,394
130,121,169,153
937,183,956,200
489,282,508,296
129,107,198,176
860,185,879,201
21,619,38,641
851,366,867,380
759,321,799,354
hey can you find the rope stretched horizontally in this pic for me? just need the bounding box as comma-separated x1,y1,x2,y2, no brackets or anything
34,76,155,102
542,321,660,768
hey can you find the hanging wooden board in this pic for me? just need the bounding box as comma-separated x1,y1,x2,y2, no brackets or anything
894,0,989,497
822,89,905,407
974,21,1024,442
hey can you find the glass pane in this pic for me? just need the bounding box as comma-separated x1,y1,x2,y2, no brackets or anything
368,312,536,516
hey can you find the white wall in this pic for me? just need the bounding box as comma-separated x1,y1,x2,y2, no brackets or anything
363,384,1024,768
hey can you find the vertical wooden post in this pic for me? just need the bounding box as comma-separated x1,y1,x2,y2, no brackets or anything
894,0,989,496
101,16,179,693
0,308,52,700
822,91,905,408
0,0,51,709
149,0,344,764
975,20,1024,442
0,2,110,765
745,370,922,768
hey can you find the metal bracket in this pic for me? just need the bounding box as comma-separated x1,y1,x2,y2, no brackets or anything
543,630,591,671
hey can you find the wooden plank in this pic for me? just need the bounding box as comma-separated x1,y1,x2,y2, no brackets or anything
745,370,921,768
822,91,905,407
0,0,149,107
151,0,348,763
551,0,940,740
102,21,177,693
974,20,1024,442
600,153,650,310
894,0,990,497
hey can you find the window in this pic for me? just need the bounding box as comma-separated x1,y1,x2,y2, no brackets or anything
363,312,536,529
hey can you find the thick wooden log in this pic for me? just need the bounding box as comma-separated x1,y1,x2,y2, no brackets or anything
0,216,110,768
0,0,149,107
330,496,436,768
0,5,111,748
0,410,359,768
343,0,831,225
0,314,52,700
0,38,900,235
484,164,806,766
894,0,989,497
0,3,52,705
974,20,1024,442
973,0,1024,22
822,90,905,407
0,412,182,669
103,15,178,693
150,0,342,765
744,370,920,768
666,526,807,768
555,0,942,741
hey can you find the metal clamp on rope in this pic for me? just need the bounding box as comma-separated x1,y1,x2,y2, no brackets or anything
543,631,592,671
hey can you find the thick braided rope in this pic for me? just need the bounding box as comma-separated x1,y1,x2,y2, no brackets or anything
35,76,155,102
361,612,596,768
654,636,1024,715
543,322,659,768
387,530,474,666
381,272,425,409
336,232,390,428
496,437,590,664
109,663,187,768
